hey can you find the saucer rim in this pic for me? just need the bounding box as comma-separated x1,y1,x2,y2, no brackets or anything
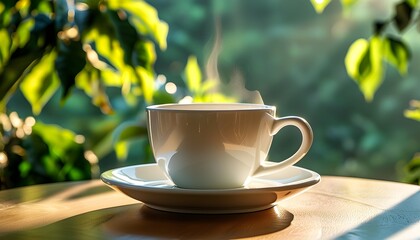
101,163,321,194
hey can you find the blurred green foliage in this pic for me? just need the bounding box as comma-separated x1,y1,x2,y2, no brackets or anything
0,0,235,188
0,0,169,188
1,0,420,187
311,0,420,184
0,0,168,113
149,0,420,183
0,112,91,189
402,153,420,184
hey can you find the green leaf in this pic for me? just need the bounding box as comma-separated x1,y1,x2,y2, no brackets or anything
87,42,119,72
0,2,14,27
184,56,202,93
202,93,237,103
113,121,148,143
394,1,414,32
310,0,331,13
134,40,156,72
404,100,420,121
0,12,54,106
32,122,79,157
135,66,155,103
383,36,410,75
407,0,419,7
113,121,148,160
345,38,369,80
403,153,420,184
108,0,168,50
55,39,86,99
201,79,218,93
345,37,385,101
404,109,420,121
0,50,45,107
75,64,114,114
152,90,176,105
11,18,34,51
0,29,11,69
115,141,129,160
29,122,91,181
106,9,138,66
20,50,60,115
341,0,358,8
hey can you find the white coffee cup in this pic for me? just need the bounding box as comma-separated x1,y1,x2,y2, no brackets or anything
146,103,313,189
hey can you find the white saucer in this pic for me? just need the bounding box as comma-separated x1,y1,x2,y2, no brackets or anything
101,163,320,214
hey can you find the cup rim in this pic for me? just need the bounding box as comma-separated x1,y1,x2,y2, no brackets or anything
146,103,275,112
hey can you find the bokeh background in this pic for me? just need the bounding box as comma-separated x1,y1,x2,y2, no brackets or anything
151,0,420,181
5,0,420,184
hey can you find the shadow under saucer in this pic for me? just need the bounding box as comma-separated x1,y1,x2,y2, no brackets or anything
2,203,294,239
102,204,294,239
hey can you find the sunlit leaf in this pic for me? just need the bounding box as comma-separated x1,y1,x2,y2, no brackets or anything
92,88,114,115
82,13,126,86
113,122,148,143
202,93,237,103
85,42,118,72
19,161,31,177
407,0,419,8
345,37,385,101
108,0,168,50
345,38,369,80
32,0,53,15
115,141,129,160
0,29,11,69
201,79,218,93
12,18,34,50
28,122,92,181
15,0,30,17
134,40,156,72
394,1,413,32
184,56,202,93
105,9,138,66
383,36,410,75
135,66,155,103
0,39,49,106
310,0,331,13
75,64,114,114
152,90,176,105
20,50,59,115
404,109,420,121
32,122,78,156
75,64,97,96
112,121,148,160
341,0,358,8
404,100,420,121
403,153,420,185
0,2,14,27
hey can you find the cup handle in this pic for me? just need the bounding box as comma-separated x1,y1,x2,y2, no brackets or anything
252,116,313,177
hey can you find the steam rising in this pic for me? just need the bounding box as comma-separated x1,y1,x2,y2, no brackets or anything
205,18,264,105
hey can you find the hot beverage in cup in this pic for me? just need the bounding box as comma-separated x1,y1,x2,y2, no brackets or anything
146,103,313,189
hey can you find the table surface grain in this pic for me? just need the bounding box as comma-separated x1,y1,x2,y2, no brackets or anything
0,176,419,239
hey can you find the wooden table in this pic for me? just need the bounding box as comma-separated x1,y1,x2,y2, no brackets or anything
0,176,419,239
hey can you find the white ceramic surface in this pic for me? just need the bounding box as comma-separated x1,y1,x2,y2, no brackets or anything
101,163,321,214
146,103,313,189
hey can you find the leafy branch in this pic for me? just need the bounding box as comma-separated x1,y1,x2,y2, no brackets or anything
311,0,420,184
0,0,168,115
311,0,419,119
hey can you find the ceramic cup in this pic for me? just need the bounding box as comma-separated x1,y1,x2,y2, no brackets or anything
146,103,313,189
